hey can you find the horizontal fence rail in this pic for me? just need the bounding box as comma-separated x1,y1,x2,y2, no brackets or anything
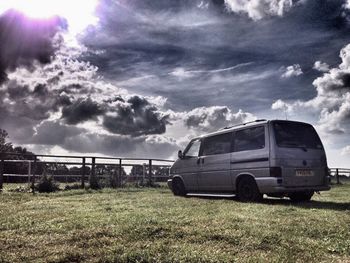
0,152,175,192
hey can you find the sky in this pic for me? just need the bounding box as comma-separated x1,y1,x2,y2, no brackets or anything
0,0,350,167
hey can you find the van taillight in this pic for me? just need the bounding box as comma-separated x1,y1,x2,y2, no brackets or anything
270,167,282,177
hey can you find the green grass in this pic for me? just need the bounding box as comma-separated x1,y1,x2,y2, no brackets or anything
0,184,350,263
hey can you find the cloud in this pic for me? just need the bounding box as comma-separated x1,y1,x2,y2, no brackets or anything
0,10,65,84
82,0,350,117
182,106,256,133
1,36,171,139
224,0,295,20
31,121,86,145
3,0,350,164
313,61,330,72
313,44,350,96
31,123,178,158
169,62,254,79
61,98,105,124
341,145,350,155
103,96,170,137
281,64,303,78
271,99,293,112
0,79,69,122
272,44,350,135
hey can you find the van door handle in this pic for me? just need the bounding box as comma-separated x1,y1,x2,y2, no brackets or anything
197,158,201,165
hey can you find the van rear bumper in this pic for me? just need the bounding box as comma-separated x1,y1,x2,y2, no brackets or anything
255,177,331,194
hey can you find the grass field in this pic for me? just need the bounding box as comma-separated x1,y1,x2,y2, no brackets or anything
0,183,350,263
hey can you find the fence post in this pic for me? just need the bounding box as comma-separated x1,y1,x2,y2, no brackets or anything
28,161,32,184
90,157,98,189
118,159,122,188
81,157,86,189
148,159,152,187
336,168,340,184
0,154,4,192
31,156,37,194
142,163,146,185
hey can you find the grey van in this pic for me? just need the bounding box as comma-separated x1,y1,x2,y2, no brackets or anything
167,120,331,202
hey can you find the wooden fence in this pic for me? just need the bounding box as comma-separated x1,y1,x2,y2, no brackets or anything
329,168,350,184
0,152,348,192
0,152,174,192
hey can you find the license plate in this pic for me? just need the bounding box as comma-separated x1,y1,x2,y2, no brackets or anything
296,170,314,177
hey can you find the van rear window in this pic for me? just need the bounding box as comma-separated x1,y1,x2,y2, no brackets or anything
273,122,323,149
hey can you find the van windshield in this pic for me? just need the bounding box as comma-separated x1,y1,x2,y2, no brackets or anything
273,121,323,149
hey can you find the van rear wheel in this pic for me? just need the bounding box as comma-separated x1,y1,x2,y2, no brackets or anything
172,179,186,197
237,177,262,202
289,191,314,202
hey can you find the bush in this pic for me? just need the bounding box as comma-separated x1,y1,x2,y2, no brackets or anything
35,171,59,193
89,175,100,190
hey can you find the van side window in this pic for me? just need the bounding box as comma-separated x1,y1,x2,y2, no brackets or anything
184,139,201,157
202,133,232,156
233,126,265,152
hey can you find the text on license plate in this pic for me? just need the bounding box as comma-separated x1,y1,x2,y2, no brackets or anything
296,170,314,177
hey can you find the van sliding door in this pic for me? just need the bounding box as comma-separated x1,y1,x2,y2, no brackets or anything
198,132,233,192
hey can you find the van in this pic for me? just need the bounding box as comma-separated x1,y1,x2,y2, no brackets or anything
167,120,331,202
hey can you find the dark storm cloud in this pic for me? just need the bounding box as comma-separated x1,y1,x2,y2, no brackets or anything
0,79,72,123
61,98,105,125
0,10,65,84
1,54,172,138
103,96,170,136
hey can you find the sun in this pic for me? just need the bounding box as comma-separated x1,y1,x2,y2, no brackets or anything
0,0,99,34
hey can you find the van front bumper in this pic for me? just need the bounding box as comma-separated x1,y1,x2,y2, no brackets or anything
167,179,173,191
256,177,331,194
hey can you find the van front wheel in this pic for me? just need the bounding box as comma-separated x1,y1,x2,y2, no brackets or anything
289,191,314,202
172,179,186,197
237,177,262,202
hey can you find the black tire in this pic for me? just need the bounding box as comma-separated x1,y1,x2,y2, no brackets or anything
172,178,186,197
237,176,263,202
289,191,314,202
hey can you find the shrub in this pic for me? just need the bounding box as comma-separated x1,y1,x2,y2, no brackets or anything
89,175,100,190
35,170,59,193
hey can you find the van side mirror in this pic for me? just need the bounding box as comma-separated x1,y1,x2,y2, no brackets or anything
178,150,183,159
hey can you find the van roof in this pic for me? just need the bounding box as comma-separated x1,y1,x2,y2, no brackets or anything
194,119,311,139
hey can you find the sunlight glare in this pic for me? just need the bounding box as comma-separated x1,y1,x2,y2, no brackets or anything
0,0,99,34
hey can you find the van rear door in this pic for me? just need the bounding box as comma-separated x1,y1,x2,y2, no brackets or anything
271,121,327,187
